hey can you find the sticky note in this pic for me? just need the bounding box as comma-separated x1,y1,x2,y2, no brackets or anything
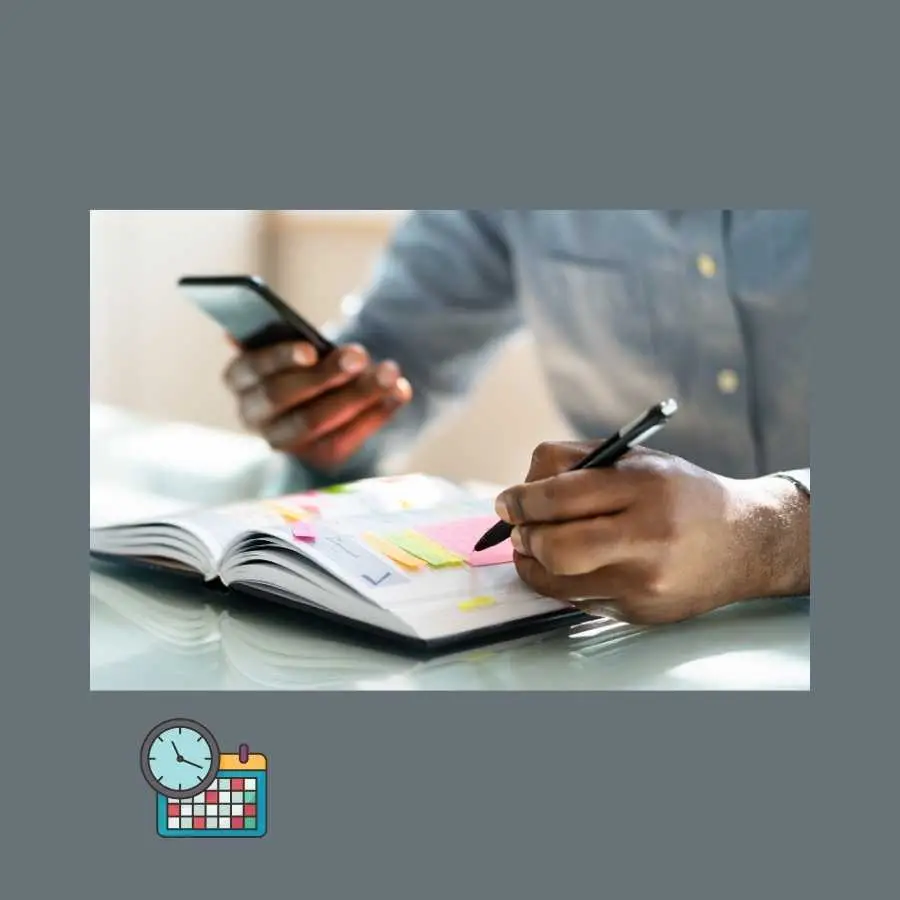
291,522,317,542
384,531,465,568
419,517,515,567
363,533,427,571
320,483,353,495
467,542,515,567
266,499,321,523
268,504,306,523
458,596,497,612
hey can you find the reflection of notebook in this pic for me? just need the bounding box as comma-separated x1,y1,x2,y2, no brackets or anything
91,566,643,689
90,474,587,650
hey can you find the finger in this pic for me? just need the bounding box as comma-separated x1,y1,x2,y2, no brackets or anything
514,553,635,604
300,392,410,470
525,440,598,483
509,516,636,576
238,347,378,426
496,468,638,526
264,364,412,448
224,341,328,391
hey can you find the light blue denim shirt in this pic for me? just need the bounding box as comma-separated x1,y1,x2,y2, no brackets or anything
293,210,810,493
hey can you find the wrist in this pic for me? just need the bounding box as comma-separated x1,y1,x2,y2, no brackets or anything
723,475,810,599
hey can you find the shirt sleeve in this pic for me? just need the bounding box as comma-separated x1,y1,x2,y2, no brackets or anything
281,210,521,490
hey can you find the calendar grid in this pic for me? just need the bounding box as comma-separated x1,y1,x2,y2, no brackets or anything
157,770,267,838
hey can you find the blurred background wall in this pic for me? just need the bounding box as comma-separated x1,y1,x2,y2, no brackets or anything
89,210,574,486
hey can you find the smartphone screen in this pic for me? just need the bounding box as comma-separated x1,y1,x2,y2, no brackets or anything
178,276,335,354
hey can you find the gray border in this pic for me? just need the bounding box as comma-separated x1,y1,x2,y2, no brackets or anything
10,1,888,895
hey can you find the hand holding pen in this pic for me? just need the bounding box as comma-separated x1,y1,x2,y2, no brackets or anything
476,396,809,626
474,399,679,552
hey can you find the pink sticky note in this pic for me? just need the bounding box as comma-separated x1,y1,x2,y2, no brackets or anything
291,522,317,543
419,517,515,567
467,542,515,567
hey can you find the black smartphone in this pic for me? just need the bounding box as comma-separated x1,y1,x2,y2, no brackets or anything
177,275,337,355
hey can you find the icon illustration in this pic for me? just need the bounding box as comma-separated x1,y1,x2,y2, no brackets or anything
141,719,268,839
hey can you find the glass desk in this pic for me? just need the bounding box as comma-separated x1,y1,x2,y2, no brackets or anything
90,404,811,691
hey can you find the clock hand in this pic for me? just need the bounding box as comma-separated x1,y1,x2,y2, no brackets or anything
181,758,204,770
171,742,183,759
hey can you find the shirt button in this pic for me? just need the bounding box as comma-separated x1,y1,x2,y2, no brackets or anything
717,369,740,394
697,253,718,278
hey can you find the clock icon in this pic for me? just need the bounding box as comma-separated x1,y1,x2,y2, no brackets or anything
140,719,221,799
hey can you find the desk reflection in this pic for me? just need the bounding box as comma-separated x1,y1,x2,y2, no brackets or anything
90,563,810,691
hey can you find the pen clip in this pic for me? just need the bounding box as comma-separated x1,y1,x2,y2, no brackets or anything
627,423,664,448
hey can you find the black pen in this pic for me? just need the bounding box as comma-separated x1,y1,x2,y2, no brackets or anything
473,398,679,553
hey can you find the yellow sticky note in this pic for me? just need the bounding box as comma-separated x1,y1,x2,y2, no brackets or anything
265,502,309,524
386,531,465,568
363,533,427,571
458,596,497,612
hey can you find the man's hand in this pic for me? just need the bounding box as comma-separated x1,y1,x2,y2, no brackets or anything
495,442,810,625
224,341,413,471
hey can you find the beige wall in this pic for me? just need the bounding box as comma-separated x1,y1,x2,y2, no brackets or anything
90,210,573,486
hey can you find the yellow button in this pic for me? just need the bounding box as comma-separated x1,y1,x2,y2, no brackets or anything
717,369,740,394
697,254,718,278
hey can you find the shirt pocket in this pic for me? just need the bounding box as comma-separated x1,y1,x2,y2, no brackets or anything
526,252,661,366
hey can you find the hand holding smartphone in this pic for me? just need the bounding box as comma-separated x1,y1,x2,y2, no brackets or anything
178,275,413,470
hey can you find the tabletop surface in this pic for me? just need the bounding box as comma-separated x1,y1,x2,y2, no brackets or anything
89,404,811,691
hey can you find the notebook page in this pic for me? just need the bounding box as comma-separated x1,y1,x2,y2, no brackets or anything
237,494,570,640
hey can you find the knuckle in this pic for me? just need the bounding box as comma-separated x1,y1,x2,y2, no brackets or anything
267,419,304,452
640,566,673,602
223,359,251,390
530,441,563,472
241,387,271,423
538,477,560,506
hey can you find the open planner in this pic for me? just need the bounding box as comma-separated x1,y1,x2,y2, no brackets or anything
89,474,586,649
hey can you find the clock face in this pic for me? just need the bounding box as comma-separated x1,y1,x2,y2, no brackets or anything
141,719,220,799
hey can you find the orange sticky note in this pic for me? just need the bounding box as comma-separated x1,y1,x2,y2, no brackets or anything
363,533,427,571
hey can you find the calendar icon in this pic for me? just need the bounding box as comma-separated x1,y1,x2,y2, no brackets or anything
140,719,268,839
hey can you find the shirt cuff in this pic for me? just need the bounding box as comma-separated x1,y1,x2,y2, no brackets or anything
773,468,810,497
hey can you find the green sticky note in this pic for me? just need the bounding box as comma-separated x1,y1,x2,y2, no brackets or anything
385,531,465,568
320,483,353,495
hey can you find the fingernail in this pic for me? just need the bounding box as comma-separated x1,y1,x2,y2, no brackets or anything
340,346,368,374
393,377,412,402
495,496,510,521
376,361,399,389
293,344,316,366
510,528,525,554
